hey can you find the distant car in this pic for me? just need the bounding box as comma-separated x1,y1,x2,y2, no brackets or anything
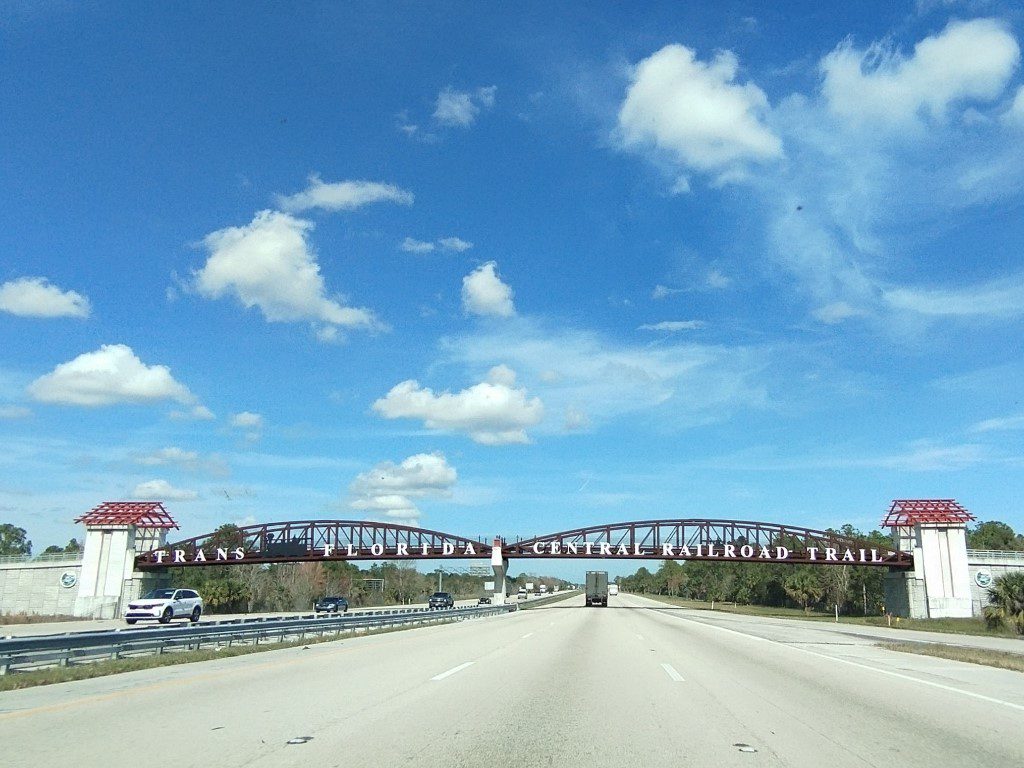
477,596,492,604
315,596,349,614
429,591,455,609
517,588,528,600
125,588,203,624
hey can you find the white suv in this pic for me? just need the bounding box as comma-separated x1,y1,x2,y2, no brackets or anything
125,588,203,624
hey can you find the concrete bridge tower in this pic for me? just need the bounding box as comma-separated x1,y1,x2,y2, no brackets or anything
882,499,974,619
72,502,178,619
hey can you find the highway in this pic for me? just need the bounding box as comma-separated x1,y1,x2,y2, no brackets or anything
2,592,1022,767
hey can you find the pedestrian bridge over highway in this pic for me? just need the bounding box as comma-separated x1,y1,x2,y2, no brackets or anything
6,498,999,622
133,518,913,569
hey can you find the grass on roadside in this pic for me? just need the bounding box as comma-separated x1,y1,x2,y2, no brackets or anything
0,613,88,626
0,619,455,692
879,641,1024,673
634,594,1018,638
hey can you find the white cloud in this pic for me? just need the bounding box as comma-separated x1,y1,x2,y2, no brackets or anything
401,237,436,254
439,236,474,252
822,19,1019,128
231,411,263,429
433,86,496,127
638,320,705,332
462,261,515,318
229,411,263,443
28,344,195,407
194,210,383,336
617,43,782,176
0,277,90,318
169,404,216,421
882,274,1024,318
132,478,199,502
349,452,457,523
373,365,544,445
276,175,414,213
0,405,31,419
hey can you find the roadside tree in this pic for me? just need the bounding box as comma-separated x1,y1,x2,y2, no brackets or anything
982,572,1024,634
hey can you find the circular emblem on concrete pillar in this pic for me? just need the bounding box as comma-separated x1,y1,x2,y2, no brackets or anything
974,570,993,588
60,571,78,588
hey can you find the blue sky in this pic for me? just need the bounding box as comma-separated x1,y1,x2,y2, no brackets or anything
2,2,1023,578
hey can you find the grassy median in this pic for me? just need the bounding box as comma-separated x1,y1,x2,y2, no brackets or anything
878,641,1024,673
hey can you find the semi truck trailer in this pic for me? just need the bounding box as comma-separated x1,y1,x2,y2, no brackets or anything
586,571,609,607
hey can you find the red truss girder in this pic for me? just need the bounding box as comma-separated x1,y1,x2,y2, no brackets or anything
136,518,913,569
507,519,912,567
136,520,490,569
76,501,179,529
881,499,974,527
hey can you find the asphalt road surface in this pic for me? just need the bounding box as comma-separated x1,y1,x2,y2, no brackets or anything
2,593,1022,768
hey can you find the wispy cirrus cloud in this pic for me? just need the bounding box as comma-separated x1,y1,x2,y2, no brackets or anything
440,317,768,433
970,414,1024,433
638,320,705,332
276,175,413,213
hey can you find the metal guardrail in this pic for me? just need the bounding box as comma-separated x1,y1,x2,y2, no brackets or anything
0,604,516,675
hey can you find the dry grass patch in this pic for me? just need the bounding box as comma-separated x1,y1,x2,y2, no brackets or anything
0,613,88,626
879,641,1024,673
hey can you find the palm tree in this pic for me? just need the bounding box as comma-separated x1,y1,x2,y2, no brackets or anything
982,572,1024,634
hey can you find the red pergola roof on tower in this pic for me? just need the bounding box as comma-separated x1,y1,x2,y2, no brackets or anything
75,501,179,529
881,499,974,528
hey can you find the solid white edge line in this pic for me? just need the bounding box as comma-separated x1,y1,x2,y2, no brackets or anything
521,632,535,639
664,612,1024,713
661,662,685,682
431,661,475,681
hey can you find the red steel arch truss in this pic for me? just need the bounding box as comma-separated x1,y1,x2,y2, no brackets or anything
136,518,912,569
506,519,911,567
